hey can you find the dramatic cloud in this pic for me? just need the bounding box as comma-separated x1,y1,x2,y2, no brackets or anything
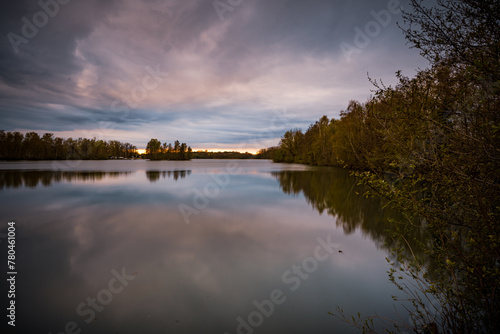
0,0,429,151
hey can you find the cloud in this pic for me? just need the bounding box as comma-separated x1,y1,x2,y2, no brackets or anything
0,0,430,149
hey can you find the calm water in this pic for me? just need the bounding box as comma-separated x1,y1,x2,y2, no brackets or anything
0,160,411,333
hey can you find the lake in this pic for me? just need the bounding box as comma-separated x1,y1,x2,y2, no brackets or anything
0,160,413,333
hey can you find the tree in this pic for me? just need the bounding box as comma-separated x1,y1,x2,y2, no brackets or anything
334,1,500,332
108,140,122,158
310,115,335,166
174,140,180,153
41,133,55,159
146,138,162,160
401,0,500,83
64,137,78,159
179,142,187,160
23,132,42,159
54,137,65,160
270,1,499,332
276,129,304,163
0,131,24,160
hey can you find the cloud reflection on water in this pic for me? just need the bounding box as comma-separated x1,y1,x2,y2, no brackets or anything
0,161,410,333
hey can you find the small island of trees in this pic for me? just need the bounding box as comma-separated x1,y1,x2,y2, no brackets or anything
145,139,192,160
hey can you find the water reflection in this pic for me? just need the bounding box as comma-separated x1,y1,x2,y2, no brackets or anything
0,170,132,189
0,161,419,333
272,168,426,254
146,170,192,182
0,169,193,188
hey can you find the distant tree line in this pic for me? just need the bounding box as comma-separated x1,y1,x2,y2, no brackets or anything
192,151,254,159
145,139,192,160
0,131,138,160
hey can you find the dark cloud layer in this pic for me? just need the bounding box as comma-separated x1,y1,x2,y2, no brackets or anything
0,0,430,151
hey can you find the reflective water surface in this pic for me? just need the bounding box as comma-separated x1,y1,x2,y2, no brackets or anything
0,160,414,333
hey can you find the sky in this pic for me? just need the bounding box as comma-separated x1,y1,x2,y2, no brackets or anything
0,0,430,153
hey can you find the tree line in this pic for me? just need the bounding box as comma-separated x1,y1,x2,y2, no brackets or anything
270,0,499,332
0,131,138,160
192,151,254,159
145,139,192,160
145,139,259,160
0,132,260,161
0,171,131,189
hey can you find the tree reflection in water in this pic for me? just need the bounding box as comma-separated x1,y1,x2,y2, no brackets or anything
0,169,192,189
145,170,191,182
272,168,427,257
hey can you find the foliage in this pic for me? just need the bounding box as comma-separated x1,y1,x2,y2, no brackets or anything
255,146,280,160
145,138,192,160
272,119,336,165
270,0,499,332
0,131,138,160
192,151,254,159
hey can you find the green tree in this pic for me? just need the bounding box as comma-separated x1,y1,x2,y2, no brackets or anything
0,131,24,160
64,138,78,159
179,142,187,160
23,132,42,160
41,133,55,159
146,138,162,160
333,1,500,333
54,137,65,160
276,129,304,163
270,1,499,332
